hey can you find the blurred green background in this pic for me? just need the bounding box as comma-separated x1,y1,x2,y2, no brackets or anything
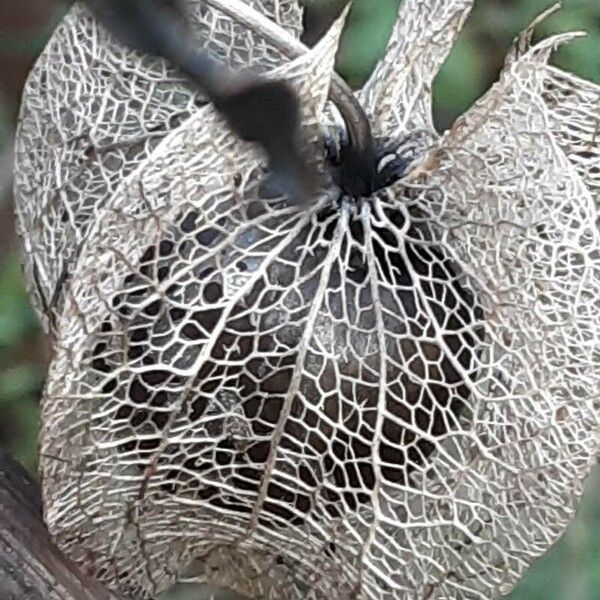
0,1,598,598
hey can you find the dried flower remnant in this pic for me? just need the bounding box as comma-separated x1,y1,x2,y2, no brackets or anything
13,1,600,600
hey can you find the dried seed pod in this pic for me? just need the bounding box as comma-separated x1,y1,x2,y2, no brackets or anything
13,2,600,600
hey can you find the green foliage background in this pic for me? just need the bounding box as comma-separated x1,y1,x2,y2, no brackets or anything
0,1,598,598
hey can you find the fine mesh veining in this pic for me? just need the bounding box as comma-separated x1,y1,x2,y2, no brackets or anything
13,1,600,599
